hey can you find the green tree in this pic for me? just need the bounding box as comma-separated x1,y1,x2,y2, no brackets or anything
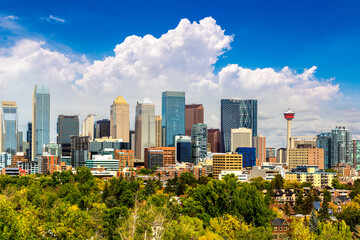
309,208,319,233
331,178,342,189
271,174,284,189
303,191,315,215
294,190,305,214
284,201,291,217
318,189,331,222
336,204,360,231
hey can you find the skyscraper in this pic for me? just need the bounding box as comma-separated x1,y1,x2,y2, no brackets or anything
81,114,95,140
0,101,18,154
230,128,252,152
71,136,89,168
17,131,23,152
207,129,221,153
95,119,110,138
221,99,257,153
316,132,331,169
185,104,204,136
27,122,32,160
253,135,266,166
191,123,208,164
162,91,185,147
32,85,50,160
135,98,155,161
110,96,130,142
330,126,352,167
57,115,79,157
155,115,162,147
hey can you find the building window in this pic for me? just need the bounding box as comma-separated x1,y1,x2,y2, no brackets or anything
274,227,277,231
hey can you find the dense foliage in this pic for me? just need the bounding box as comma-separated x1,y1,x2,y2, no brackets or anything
0,169,358,239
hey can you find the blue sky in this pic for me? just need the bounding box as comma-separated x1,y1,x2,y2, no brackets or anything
0,0,360,146
2,0,359,87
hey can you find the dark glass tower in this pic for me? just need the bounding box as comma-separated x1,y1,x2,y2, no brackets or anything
57,115,79,156
221,99,257,153
95,119,110,138
162,91,185,147
27,122,32,160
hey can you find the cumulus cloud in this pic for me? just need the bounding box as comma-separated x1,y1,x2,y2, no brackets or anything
0,17,349,146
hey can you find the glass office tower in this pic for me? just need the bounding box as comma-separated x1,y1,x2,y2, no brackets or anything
330,126,352,167
162,91,185,147
316,132,331,169
191,123,208,164
57,115,79,156
32,85,50,160
221,99,257,153
0,101,18,154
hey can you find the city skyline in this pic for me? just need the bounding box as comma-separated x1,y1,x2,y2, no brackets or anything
0,1,360,148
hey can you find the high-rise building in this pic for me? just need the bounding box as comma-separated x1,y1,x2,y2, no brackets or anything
0,101,18,155
17,131,23,153
162,91,185,147
213,153,243,179
330,126,352,167
191,123,208,164
253,135,266,166
230,128,252,152
288,147,324,170
277,148,287,164
284,108,295,164
89,137,129,158
82,114,95,140
221,99,257,153
71,136,89,168
185,104,204,136
144,147,176,169
208,129,221,153
110,96,130,142
95,119,110,138
26,122,32,160
155,115,162,147
129,130,135,151
316,133,331,169
235,147,256,168
32,85,50,160
353,140,360,170
135,98,156,161
57,115,79,157
175,135,191,163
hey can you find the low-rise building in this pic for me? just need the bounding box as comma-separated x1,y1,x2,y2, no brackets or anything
285,166,336,188
219,170,248,181
154,163,207,179
271,218,289,240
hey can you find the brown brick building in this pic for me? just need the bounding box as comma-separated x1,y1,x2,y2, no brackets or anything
115,149,134,169
208,129,221,153
185,104,204,136
144,147,176,169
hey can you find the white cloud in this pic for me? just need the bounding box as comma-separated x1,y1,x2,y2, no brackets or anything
0,17,352,147
42,15,66,23
4,15,19,20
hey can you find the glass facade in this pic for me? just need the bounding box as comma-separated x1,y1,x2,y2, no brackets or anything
235,147,256,168
32,85,50,159
1,102,18,155
191,123,208,164
27,122,32,160
221,99,257,153
353,140,360,170
57,115,79,156
162,91,185,147
316,132,331,169
176,139,191,162
330,126,352,167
